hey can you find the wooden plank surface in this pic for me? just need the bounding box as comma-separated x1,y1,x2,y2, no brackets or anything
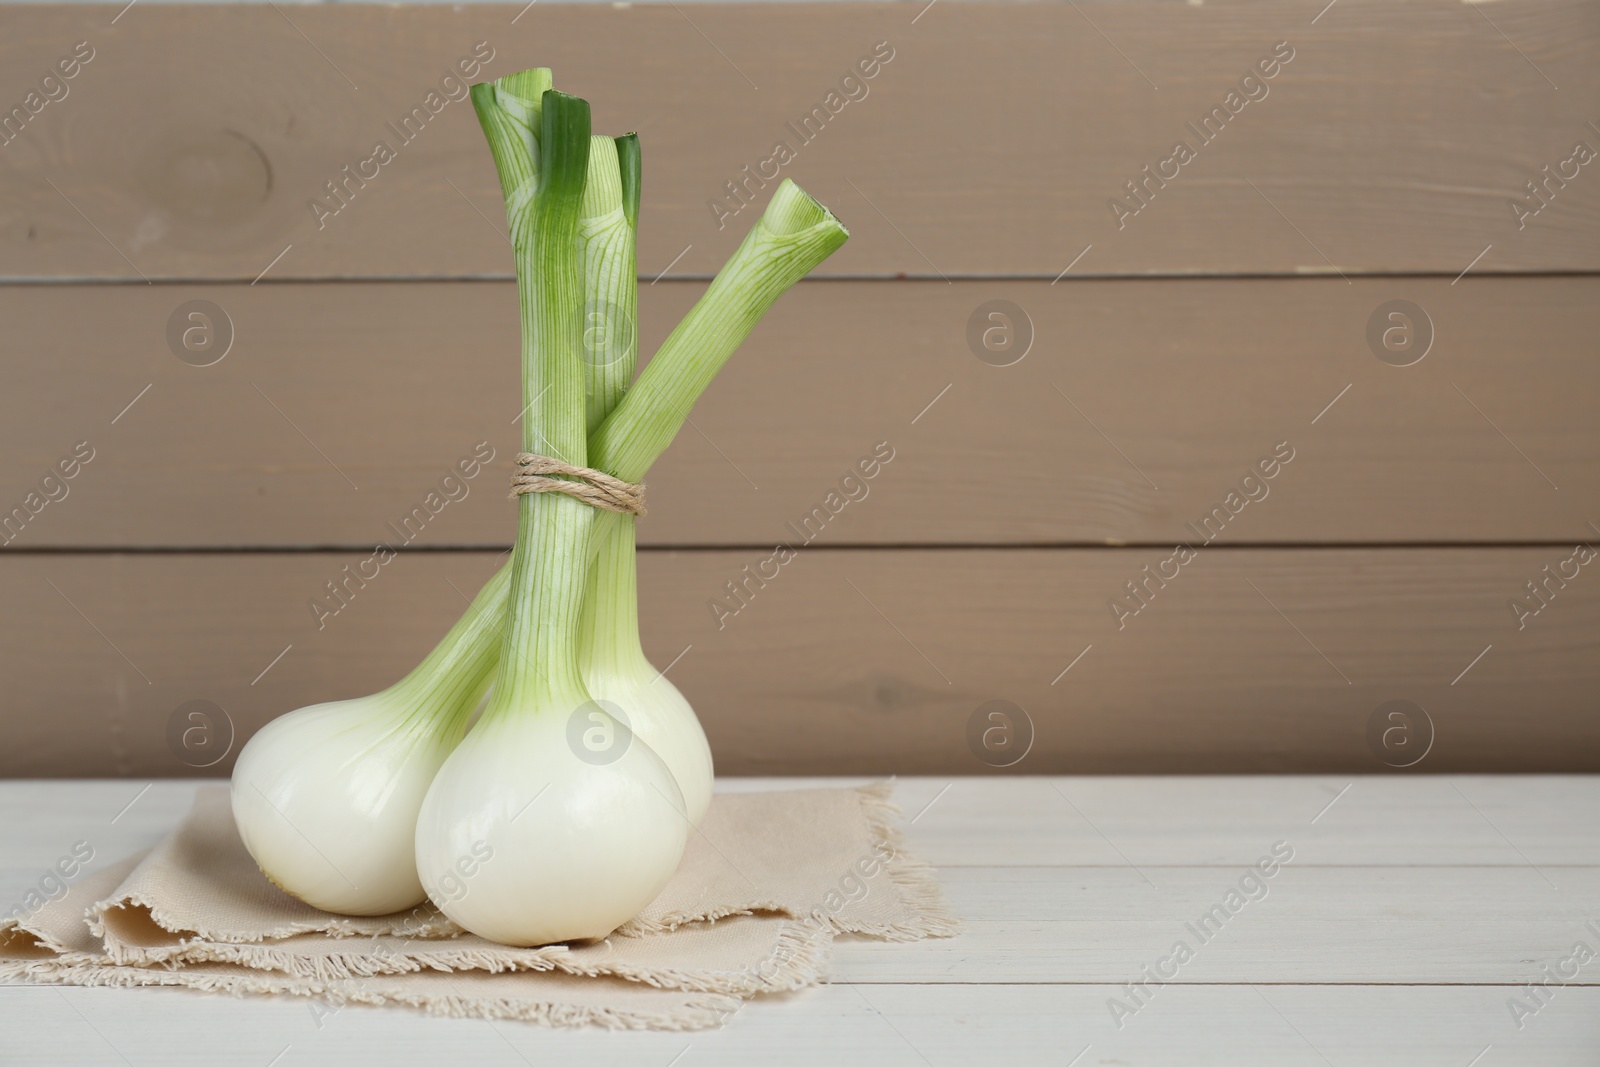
4,778,1599,1064
10,777,1600,872
846,866,1600,982
2,0,1596,786
872,776,1600,868
2,1,1597,280
2,275,1595,547
3,548,1594,778
3,983,1595,1067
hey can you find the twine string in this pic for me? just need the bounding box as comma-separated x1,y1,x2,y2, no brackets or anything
511,453,646,516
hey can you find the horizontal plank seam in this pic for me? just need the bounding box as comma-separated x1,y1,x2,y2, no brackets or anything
944,919,1600,924
3,269,1600,287
1,540,1592,556
5,862,1595,870
831,980,1600,987
930,863,1600,869
7,979,1594,990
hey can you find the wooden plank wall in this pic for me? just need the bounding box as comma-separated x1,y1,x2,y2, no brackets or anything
1,1,1596,777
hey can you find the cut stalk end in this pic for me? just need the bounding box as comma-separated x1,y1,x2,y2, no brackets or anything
763,178,848,239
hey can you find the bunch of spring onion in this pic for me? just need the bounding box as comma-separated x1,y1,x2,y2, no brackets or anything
230,67,848,945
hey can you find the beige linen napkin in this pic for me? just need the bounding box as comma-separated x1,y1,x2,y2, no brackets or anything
1,782,955,1029
3,857,740,1028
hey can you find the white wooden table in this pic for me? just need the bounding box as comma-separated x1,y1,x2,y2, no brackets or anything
3,777,1597,1065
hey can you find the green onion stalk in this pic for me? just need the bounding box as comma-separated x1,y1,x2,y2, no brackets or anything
413,69,847,946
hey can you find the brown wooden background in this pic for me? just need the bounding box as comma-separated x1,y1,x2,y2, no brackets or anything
2,0,1597,777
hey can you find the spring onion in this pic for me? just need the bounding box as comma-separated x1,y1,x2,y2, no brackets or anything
231,65,847,943
229,567,508,915
413,79,689,948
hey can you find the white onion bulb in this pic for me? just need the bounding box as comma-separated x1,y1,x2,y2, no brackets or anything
578,518,715,826
414,704,688,946
231,567,506,915
231,695,457,915
582,666,713,826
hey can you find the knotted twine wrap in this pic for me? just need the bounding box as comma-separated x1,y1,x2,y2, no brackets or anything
511,453,646,517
